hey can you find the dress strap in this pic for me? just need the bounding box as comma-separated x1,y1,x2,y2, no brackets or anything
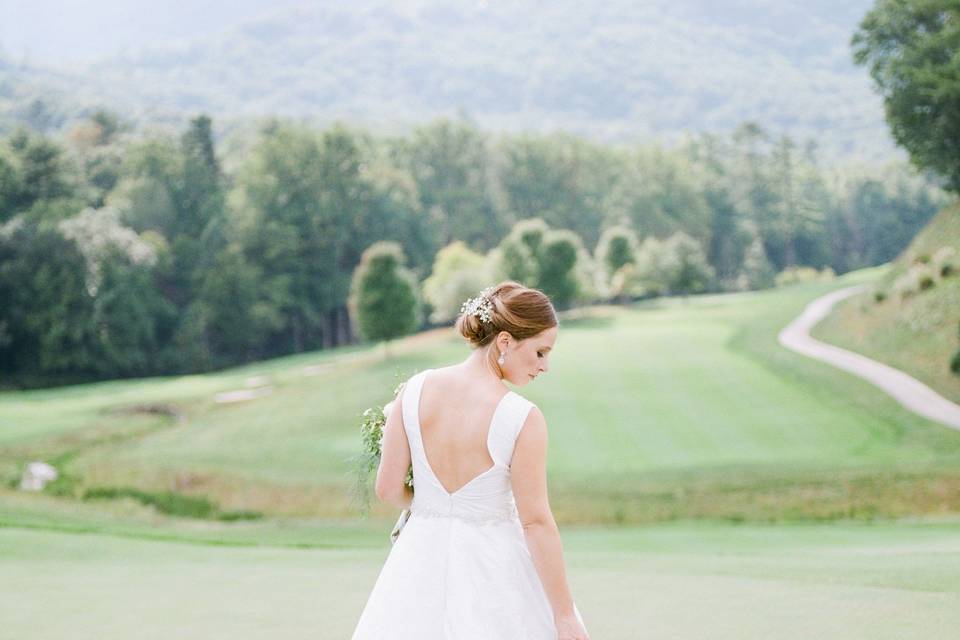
488,392,536,468
400,369,431,442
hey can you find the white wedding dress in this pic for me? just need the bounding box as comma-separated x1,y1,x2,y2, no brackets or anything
351,368,587,639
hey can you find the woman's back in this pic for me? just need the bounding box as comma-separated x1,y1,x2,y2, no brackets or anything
417,365,512,495
400,368,534,525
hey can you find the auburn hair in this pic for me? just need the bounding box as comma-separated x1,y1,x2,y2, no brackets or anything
455,281,558,348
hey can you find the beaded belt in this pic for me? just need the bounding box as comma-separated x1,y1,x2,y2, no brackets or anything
412,503,519,526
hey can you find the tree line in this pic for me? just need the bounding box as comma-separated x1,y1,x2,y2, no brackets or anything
0,113,947,386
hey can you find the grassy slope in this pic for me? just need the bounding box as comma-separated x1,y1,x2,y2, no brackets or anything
813,204,960,404
2,267,960,532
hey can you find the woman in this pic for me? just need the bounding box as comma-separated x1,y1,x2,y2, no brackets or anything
351,281,590,640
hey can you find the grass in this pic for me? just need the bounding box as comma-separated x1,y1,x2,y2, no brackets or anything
812,204,960,404
3,266,960,527
3,519,959,640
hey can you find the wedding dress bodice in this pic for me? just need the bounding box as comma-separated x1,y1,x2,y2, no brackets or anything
403,368,534,526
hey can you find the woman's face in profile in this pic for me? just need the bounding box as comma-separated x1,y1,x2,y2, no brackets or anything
504,325,557,386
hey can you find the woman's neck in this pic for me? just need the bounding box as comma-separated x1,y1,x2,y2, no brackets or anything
461,346,505,387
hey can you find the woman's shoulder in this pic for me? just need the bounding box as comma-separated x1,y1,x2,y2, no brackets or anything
503,390,540,428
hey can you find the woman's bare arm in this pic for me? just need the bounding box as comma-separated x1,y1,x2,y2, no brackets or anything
374,387,414,510
510,406,578,622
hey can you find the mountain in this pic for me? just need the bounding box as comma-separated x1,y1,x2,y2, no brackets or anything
1,0,893,159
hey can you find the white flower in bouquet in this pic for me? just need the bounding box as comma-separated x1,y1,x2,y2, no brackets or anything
350,381,414,518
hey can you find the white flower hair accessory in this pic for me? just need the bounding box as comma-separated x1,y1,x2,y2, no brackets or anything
460,286,495,324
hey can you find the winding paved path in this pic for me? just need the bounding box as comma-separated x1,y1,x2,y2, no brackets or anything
778,284,960,431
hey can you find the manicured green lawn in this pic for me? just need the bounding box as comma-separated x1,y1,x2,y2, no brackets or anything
3,518,958,640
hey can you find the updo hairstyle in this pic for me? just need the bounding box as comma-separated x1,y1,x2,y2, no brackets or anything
455,281,558,349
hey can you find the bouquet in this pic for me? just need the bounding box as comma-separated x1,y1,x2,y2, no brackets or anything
351,380,414,544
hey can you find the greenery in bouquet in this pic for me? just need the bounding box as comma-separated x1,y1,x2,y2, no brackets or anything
350,380,414,516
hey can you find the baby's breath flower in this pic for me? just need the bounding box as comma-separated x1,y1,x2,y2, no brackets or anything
460,286,495,324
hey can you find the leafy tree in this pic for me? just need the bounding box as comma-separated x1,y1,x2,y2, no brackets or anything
633,236,670,296
235,122,338,352
237,122,418,352
666,231,715,295
113,116,227,310
685,132,754,286
422,241,491,323
191,246,284,366
633,232,714,296
736,222,776,290
57,206,171,376
179,115,225,242
853,1,960,191
2,130,78,221
0,219,97,378
537,230,583,310
595,225,638,279
0,148,19,222
495,217,549,285
499,133,612,248
351,241,419,347
67,109,127,206
768,134,827,268
397,118,504,251
361,149,435,276
607,146,712,244
91,246,176,376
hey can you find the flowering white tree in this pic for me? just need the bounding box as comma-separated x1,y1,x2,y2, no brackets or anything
58,206,156,296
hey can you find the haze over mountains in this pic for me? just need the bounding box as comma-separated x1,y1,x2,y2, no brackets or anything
1,0,893,159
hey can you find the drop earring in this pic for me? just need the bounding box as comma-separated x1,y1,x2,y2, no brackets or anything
497,351,506,366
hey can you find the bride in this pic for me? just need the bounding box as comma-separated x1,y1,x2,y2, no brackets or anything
351,281,590,639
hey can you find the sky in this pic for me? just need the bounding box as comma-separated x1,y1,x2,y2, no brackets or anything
0,0,302,65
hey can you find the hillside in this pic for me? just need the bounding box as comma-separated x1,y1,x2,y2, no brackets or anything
0,0,893,159
3,271,959,530
812,204,960,404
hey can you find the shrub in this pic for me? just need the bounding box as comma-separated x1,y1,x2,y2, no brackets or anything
775,266,820,287
782,266,819,286
874,290,887,303
893,264,934,299
953,321,960,376
595,225,638,281
933,247,956,279
350,241,419,344
495,218,548,285
538,229,583,310
422,241,490,323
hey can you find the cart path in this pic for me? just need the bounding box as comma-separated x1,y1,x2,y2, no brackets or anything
778,284,960,431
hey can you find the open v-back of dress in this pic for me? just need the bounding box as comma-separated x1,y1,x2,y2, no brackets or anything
351,368,586,639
